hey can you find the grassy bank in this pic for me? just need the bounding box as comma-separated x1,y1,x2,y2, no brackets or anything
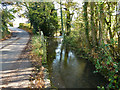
30,35,45,88
27,33,50,88
64,30,120,89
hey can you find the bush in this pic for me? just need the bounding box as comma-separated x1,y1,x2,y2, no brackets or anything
31,34,47,64
1,25,10,39
19,23,24,28
8,22,13,27
93,42,120,89
19,23,31,29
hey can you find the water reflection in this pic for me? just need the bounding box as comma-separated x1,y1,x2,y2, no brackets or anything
47,37,108,88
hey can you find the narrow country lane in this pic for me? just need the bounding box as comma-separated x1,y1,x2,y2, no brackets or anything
0,27,32,88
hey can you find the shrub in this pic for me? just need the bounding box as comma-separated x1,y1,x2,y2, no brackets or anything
19,23,31,29
31,34,47,64
1,25,10,39
8,22,13,27
19,23,24,28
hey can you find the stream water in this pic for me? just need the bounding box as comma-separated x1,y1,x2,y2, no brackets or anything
46,36,108,88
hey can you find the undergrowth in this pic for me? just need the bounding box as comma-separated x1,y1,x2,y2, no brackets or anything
30,34,46,88
64,30,120,89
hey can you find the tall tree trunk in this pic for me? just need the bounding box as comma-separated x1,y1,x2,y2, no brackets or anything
99,3,104,46
95,3,98,46
66,2,71,36
90,2,96,47
66,9,71,36
108,2,113,40
60,0,64,36
117,3,120,55
83,2,91,49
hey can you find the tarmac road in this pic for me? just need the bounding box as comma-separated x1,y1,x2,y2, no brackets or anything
0,27,32,88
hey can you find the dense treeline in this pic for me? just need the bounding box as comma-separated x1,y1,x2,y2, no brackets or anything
65,1,120,89
82,2,120,55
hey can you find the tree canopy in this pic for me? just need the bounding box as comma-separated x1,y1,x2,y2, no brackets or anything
24,2,58,36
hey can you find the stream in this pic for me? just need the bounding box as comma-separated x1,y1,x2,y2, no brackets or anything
46,36,108,88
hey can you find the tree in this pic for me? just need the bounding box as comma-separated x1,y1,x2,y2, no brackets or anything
83,2,91,49
62,0,78,36
90,2,96,47
98,2,104,46
1,2,16,38
24,2,58,36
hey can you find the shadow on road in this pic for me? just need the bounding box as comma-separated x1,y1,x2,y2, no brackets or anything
0,27,33,88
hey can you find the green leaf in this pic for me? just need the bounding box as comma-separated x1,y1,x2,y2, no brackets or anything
107,61,110,65
115,41,117,44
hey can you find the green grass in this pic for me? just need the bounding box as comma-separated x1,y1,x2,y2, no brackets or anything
31,35,43,57
31,34,47,64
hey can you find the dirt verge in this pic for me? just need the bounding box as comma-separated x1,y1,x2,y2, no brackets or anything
20,34,50,89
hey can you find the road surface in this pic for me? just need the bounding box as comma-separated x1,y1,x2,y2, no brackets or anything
0,27,32,88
